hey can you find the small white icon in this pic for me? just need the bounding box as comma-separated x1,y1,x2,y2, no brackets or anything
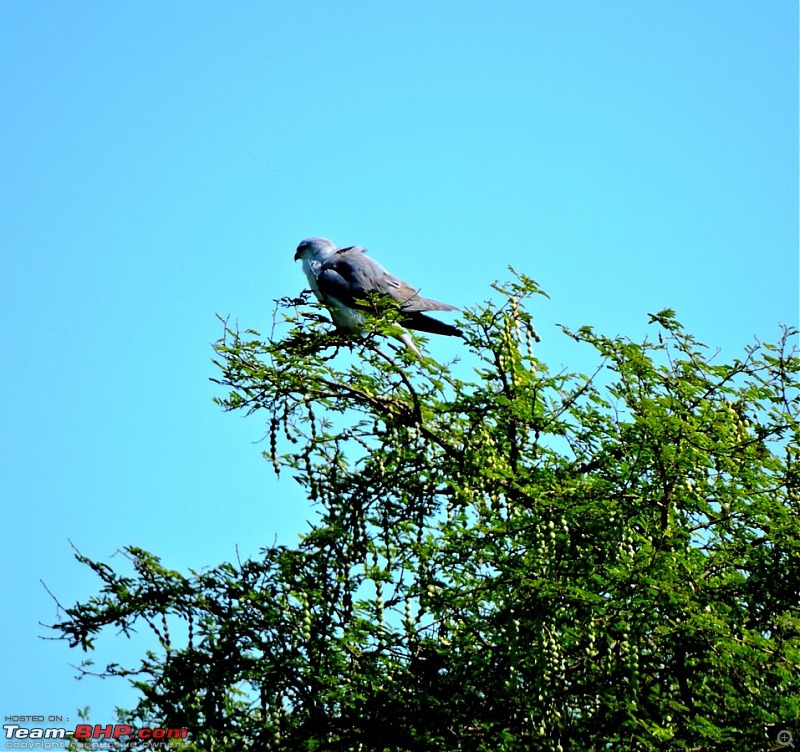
778,730,795,748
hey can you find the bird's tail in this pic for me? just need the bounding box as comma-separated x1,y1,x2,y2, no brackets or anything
402,311,462,338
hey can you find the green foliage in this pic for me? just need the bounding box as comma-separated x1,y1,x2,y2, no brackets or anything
49,276,800,750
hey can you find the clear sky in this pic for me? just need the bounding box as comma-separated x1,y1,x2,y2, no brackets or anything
1,1,797,727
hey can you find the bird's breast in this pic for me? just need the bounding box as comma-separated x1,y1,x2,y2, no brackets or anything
301,259,325,300
326,297,366,332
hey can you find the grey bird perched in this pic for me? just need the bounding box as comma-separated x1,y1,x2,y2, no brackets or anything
294,237,461,355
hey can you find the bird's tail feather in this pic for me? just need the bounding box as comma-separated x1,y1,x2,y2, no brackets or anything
403,312,462,337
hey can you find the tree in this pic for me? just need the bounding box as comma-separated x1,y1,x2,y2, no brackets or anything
49,274,800,751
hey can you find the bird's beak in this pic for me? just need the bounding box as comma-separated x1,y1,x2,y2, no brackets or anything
293,249,302,261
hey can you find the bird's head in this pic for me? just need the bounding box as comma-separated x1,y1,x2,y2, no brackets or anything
295,237,337,262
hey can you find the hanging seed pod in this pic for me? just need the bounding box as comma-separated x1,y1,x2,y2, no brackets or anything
513,311,522,345
270,702,281,747
304,393,317,440
302,449,318,502
404,597,414,633
375,579,384,624
269,416,280,476
629,644,640,695
161,612,170,652
299,587,314,643
281,401,294,443
372,551,384,623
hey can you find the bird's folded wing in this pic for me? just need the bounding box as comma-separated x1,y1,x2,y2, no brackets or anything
316,247,457,312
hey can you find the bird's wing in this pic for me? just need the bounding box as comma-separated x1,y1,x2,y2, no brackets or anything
315,246,457,312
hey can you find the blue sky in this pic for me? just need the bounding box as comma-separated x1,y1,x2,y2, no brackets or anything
1,1,797,727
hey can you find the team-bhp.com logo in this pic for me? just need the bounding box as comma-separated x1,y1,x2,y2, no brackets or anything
3,721,188,746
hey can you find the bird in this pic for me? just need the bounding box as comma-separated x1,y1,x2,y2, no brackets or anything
294,237,461,355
